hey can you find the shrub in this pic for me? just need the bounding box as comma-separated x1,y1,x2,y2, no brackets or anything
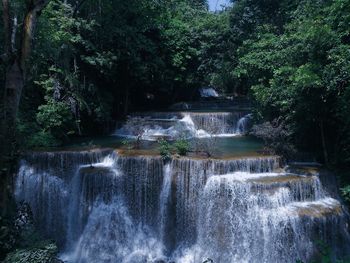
173,138,190,156
250,119,296,159
341,185,350,203
121,139,133,150
158,139,172,161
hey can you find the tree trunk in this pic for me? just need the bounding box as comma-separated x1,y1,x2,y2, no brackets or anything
320,120,329,166
1,0,49,216
0,60,24,216
3,60,24,127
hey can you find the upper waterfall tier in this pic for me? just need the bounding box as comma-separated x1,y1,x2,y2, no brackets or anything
14,150,350,263
169,97,252,111
114,111,252,140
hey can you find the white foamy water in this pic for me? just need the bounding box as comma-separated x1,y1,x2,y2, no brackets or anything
200,88,219,98
207,171,285,182
159,163,172,243
61,197,165,263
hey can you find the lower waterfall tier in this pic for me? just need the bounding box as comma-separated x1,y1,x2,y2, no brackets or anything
15,150,350,263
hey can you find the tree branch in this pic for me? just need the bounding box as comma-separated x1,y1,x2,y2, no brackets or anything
73,0,88,17
11,16,18,52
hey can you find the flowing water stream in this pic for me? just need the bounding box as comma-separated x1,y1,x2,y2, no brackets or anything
14,110,350,262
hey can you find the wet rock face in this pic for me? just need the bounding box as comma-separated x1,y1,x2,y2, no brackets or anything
14,151,350,263
286,164,342,199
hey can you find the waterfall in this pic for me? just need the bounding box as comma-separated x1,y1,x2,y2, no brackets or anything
15,150,112,245
193,172,324,262
160,163,172,244
236,113,252,134
199,88,219,98
63,197,164,263
15,151,350,262
114,111,250,140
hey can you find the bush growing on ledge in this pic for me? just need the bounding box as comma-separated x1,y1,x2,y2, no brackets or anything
159,139,172,161
158,138,190,160
341,185,350,204
121,139,133,150
174,138,190,156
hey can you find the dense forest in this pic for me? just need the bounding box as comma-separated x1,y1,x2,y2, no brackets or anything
1,0,350,261
0,0,348,162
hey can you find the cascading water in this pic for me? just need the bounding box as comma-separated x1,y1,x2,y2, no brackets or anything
15,150,112,245
199,88,219,98
160,163,172,244
114,111,250,140
13,97,350,263
15,149,350,262
236,113,252,134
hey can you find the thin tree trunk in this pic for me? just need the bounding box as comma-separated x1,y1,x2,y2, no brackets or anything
0,60,24,216
320,120,329,166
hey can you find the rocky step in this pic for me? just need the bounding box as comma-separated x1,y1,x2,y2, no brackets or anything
204,172,324,209
277,197,343,218
248,174,323,200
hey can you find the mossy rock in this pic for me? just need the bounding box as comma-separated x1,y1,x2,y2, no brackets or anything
4,241,62,263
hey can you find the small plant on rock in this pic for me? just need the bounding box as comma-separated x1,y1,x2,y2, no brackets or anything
173,138,190,156
121,139,133,150
159,139,172,161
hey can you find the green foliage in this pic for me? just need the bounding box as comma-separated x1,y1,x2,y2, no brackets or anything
28,131,60,148
10,0,233,147
227,0,350,165
158,138,190,160
173,138,190,156
159,139,172,161
121,139,133,150
37,102,74,136
3,0,350,169
341,185,350,203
